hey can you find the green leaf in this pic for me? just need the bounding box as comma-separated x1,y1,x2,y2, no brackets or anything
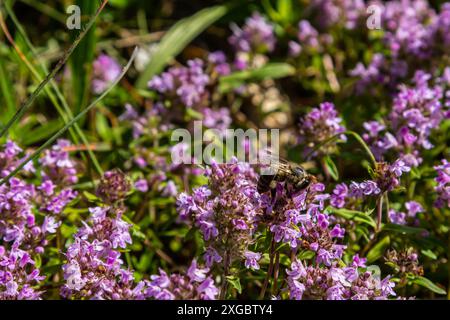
226,276,242,294
297,250,315,260
60,224,79,238
411,276,446,295
136,5,228,89
0,56,16,124
109,0,129,8
420,249,437,260
219,63,295,93
186,108,204,120
95,112,112,142
83,191,99,202
328,207,376,228
366,265,381,278
323,155,339,181
21,119,64,145
367,236,390,263
382,223,427,235
70,0,97,115
277,0,294,23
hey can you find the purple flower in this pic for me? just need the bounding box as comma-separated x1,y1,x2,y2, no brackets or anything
405,201,424,218
297,20,319,48
134,179,149,193
299,102,346,157
330,183,348,208
208,51,230,76
202,108,232,133
330,224,345,238
92,54,121,94
148,58,209,108
288,41,302,57
197,278,219,300
96,169,131,204
228,12,276,54
0,247,44,299
42,216,60,234
187,259,209,282
244,251,261,270
389,209,406,225
146,260,218,300
434,159,450,208
349,180,381,198
204,247,222,267
285,257,397,300
176,159,262,266
61,203,144,300
389,159,411,177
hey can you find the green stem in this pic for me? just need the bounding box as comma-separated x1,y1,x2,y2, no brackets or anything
376,194,384,231
259,235,275,300
219,251,230,300
0,47,137,186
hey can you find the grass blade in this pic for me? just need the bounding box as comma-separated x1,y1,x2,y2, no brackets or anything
2,3,103,174
135,5,228,89
0,47,137,186
71,0,98,115
0,53,16,123
0,0,109,138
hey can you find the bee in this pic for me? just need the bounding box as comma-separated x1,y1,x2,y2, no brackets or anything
257,156,316,195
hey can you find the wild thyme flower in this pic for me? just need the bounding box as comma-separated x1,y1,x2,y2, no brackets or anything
244,251,262,270
96,169,131,204
0,246,45,300
1,140,76,251
40,139,78,186
349,54,387,94
61,205,145,299
148,58,210,108
351,1,450,92
306,0,366,29
389,200,424,227
349,159,410,199
434,159,450,208
385,248,424,278
298,102,346,157
202,107,232,134
263,182,346,266
330,183,348,208
297,20,320,49
228,12,276,54
176,157,263,267
286,256,397,300
349,180,381,198
145,260,218,300
92,54,121,94
208,51,231,76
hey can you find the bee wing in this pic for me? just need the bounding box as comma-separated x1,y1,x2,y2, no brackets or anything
259,150,293,176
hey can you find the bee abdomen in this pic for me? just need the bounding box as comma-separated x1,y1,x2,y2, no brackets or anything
257,175,274,193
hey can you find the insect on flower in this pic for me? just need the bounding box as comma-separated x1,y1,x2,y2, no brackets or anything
257,151,317,196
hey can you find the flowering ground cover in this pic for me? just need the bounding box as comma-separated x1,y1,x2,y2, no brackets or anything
0,0,449,300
